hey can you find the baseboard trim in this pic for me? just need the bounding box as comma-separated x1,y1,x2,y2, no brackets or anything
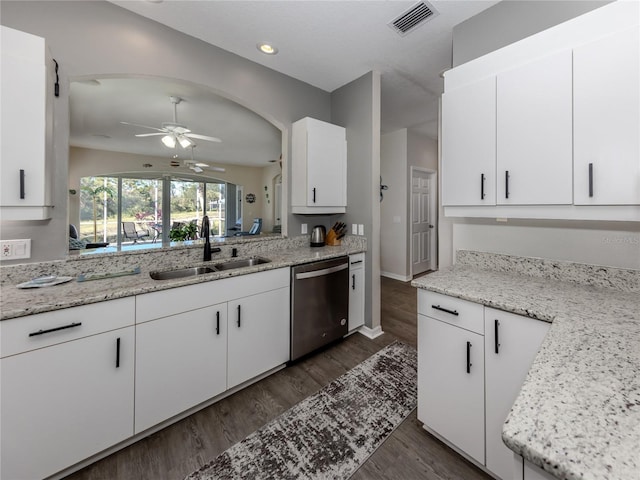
380,271,411,282
358,325,384,339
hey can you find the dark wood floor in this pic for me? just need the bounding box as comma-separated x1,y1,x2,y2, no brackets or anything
64,276,490,480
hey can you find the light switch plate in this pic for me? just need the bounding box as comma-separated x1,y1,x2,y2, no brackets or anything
301,223,308,234
358,224,364,236
352,224,358,235
0,239,31,260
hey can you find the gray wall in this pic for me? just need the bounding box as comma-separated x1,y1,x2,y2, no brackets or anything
453,0,612,66
0,0,331,263
331,71,381,331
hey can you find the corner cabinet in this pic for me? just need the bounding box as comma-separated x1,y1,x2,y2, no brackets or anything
291,117,347,214
0,26,54,220
0,298,135,480
417,290,550,479
348,253,365,331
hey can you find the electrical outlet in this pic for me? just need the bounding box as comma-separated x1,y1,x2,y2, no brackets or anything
301,223,308,234
0,239,31,260
358,224,364,236
352,223,358,235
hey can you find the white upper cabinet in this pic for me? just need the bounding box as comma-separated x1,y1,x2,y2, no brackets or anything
573,26,640,205
291,117,347,214
442,76,496,206
496,50,573,205
0,26,53,220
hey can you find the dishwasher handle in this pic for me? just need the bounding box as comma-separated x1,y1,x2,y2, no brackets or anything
295,263,348,280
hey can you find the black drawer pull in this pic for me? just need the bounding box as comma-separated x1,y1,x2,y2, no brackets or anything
494,319,500,354
350,260,363,265
237,305,241,327
431,305,459,316
216,311,220,335
19,169,25,199
29,322,82,337
480,173,485,200
116,337,121,368
466,341,472,374
588,163,594,198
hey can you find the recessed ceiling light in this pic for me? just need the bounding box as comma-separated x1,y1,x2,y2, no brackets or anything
257,43,278,55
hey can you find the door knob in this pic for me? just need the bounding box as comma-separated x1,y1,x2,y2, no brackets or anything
428,224,434,228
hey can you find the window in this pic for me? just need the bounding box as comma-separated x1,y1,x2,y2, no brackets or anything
78,175,226,251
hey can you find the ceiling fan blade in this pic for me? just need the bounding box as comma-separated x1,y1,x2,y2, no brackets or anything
209,166,226,173
185,133,222,143
120,121,166,132
135,132,166,137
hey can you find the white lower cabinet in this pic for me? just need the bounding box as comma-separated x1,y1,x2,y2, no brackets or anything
485,309,550,480
134,303,228,433
418,313,485,464
417,290,550,479
0,300,135,480
348,253,365,331
228,286,290,389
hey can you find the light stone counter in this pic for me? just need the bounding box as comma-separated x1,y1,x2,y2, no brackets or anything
0,236,365,321
411,251,640,480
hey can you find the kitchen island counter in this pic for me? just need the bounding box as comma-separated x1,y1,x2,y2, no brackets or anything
1,237,365,321
412,251,640,480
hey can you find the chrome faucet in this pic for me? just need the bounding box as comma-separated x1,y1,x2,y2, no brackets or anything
201,215,212,261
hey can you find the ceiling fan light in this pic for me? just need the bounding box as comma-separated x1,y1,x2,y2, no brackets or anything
178,135,193,149
192,166,204,173
161,134,176,148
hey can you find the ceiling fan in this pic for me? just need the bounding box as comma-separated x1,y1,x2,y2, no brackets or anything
121,96,221,149
170,146,226,173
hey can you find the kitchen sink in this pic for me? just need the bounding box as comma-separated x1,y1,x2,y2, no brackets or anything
150,266,215,280
213,257,271,271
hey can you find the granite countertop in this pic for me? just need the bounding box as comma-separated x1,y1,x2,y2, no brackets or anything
412,264,640,480
0,244,362,321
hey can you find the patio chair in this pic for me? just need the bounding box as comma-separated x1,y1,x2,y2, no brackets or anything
122,221,150,243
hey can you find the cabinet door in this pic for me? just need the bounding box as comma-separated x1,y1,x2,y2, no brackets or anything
485,309,550,480
1,327,134,480
442,76,496,206
418,314,485,464
228,287,290,389
135,303,228,433
497,50,573,205
574,26,640,205
306,119,346,207
348,264,365,331
0,26,52,219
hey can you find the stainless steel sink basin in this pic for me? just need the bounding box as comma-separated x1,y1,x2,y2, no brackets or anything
213,257,271,271
150,266,215,280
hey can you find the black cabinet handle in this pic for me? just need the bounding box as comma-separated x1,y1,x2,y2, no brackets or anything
116,337,121,368
352,274,356,290
29,322,82,337
431,305,459,316
480,173,485,200
588,163,594,198
494,319,500,354
505,170,510,199
350,260,363,265
215,311,220,335
237,305,241,327
312,187,316,203
19,169,25,199
466,341,472,374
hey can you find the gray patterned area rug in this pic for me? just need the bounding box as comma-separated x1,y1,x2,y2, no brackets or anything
185,341,417,480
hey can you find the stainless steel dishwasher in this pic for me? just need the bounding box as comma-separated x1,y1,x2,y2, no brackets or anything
290,256,349,361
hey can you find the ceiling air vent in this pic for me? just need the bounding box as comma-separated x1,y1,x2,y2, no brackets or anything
389,1,439,37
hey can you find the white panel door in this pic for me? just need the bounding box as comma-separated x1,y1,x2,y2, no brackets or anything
497,50,573,205
418,315,485,465
227,287,290,389
135,303,228,433
442,76,496,206
485,309,550,480
411,170,433,275
574,26,640,205
1,327,134,480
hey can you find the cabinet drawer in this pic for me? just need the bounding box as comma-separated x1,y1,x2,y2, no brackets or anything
417,290,484,335
349,253,364,270
0,297,135,358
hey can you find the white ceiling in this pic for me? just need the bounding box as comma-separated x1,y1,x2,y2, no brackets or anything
73,0,497,166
